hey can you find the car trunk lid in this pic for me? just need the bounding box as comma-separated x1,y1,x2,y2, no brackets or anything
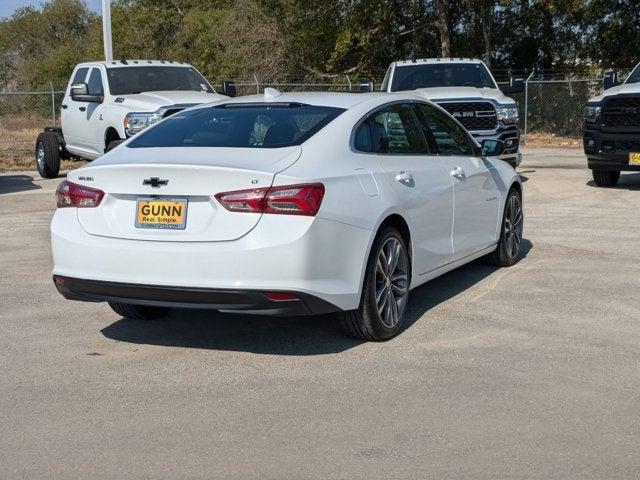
72,146,301,242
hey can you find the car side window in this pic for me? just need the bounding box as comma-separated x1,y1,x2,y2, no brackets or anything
87,68,104,96
415,103,475,156
355,103,428,154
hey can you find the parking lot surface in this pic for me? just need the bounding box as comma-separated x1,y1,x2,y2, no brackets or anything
1,148,639,479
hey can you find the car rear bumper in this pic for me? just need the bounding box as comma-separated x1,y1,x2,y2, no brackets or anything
51,210,372,311
53,275,340,315
584,128,640,171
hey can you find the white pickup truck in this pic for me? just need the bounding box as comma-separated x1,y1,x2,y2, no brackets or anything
381,58,524,167
35,60,232,178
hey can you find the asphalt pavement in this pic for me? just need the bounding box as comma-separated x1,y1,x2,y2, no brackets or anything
1,148,639,479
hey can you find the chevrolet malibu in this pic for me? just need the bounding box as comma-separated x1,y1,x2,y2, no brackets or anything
51,90,524,341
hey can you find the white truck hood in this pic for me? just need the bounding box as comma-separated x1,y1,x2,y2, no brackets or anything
409,86,515,105
114,90,227,112
588,82,640,103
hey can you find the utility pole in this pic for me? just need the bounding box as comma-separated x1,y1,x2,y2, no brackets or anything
102,0,113,61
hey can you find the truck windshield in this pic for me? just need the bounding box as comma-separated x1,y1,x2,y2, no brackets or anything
390,63,496,91
106,66,213,95
128,104,345,148
626,65,640,84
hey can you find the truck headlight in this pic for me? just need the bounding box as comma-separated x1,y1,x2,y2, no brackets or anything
584,104,602,124
124,112,162,136
496,106,519,125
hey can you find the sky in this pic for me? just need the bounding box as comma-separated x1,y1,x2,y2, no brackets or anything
0,0,101,19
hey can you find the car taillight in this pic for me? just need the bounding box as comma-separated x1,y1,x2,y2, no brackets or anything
215,183,324,216
56,180,104,208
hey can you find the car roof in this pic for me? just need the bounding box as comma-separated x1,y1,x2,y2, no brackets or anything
76,60,193,69
210,90,423,110
394,58,484,67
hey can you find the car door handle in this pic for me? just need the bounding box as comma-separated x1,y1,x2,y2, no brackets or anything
450,166,465,180
395,171,413,184
61,104,68,109
79,106,86,112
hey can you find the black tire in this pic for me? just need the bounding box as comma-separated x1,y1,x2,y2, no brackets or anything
592,169,620,187
35,132,61,179
341,226,411,341
106,139,124,152
108,302,171,320
484,189,524,267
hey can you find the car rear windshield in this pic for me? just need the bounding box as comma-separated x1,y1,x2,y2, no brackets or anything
107,66,213,95
390,63,496,91
128,104,346,149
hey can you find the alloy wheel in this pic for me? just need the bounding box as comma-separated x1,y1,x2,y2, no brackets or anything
375,237,409,328
503,194,523,259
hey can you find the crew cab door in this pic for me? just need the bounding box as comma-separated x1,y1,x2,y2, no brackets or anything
414,103,501,259
61,66,90,153
355,102,454,276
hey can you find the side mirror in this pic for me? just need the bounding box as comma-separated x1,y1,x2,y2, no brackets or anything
501,76,525,95
481,139,504,157
358,81,373,93
603,70,619,91
70,83,102,103
222,80,237,98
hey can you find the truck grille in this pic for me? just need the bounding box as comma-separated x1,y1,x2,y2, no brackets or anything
439,102,497,130
602,96,640,128
612,140,640,152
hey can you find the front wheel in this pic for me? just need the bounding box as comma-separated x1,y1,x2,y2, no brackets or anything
592,169,620,187
484,189,524,267
109,302,171,320
341,226,410,341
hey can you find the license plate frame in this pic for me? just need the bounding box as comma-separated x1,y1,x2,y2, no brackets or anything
135,197,188,230
629,152,640,166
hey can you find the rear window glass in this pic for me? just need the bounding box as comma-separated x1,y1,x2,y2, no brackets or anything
129,104,345,149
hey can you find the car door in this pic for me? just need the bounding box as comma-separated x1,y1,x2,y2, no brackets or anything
354,102,454,276
60,66,90,153
414,103,501,260
85,67,108,155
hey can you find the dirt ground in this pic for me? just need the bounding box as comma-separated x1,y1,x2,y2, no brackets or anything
523,132,582,149
0,117,86,172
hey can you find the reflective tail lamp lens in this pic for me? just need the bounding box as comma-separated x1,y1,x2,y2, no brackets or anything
215,183,324,216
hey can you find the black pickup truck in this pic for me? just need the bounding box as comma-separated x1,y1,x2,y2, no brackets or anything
584,64,640,187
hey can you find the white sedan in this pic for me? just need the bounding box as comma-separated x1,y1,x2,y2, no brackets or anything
51,89,523,341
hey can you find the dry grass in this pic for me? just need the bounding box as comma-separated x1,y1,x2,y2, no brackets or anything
523,132,582,149
0,116,86,172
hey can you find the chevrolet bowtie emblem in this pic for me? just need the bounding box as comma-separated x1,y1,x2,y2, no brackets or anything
143,177,169,188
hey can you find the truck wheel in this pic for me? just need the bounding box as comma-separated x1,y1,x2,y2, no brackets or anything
592,169,620,187
108,302,171,320
106,139,124,152
35,132,61,178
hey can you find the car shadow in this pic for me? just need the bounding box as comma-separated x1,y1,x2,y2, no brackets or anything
101,239,533,356
0,175,42,194
586,172,640,191
400,239,532,334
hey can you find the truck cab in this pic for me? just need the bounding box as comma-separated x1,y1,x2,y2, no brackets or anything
381,58,523,168
583,63,640,187
36,60,230,178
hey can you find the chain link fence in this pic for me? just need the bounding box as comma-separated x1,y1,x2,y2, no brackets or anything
0,74,611,171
